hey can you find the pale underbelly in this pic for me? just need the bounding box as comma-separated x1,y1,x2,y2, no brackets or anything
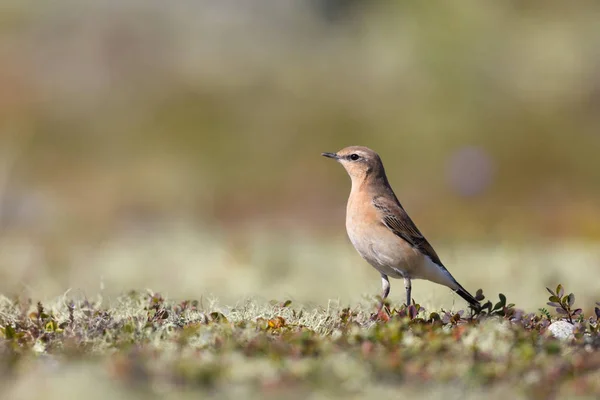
345,214,458,289
348,233,425,280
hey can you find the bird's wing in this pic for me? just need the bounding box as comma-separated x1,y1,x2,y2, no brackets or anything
372,194,481,309
372,195,443,267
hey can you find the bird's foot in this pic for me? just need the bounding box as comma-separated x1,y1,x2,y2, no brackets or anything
370,304,390,322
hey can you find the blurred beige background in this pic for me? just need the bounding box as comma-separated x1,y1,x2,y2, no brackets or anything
1,0,599,310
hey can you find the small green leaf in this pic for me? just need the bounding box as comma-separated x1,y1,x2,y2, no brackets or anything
483,301,493,312
546,341,561,355
498,293,506,307
429,312,441,322
210,312,228,323
539,308,551,319
123,323,135,333
3,325,15,339
45,321,55,331
567,293,575,307
556,284,564,298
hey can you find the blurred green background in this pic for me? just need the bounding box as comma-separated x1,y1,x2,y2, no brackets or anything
1,0,599,310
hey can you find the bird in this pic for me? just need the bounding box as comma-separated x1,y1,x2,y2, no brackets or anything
322,146,480,313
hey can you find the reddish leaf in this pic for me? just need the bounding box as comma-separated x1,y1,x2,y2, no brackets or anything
407,305,417,320
377,309,390,322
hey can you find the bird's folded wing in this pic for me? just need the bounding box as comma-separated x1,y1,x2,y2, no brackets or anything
372,195,444,267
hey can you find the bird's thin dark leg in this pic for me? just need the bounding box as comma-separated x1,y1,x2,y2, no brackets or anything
404,277,412,306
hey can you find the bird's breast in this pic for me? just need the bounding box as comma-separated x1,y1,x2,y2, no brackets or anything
345,196,423,278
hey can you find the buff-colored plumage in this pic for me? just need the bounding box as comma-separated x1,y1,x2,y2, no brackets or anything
322,146,480,311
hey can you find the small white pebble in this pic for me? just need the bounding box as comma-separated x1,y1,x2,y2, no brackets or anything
32,340,46,354
547,320,574,341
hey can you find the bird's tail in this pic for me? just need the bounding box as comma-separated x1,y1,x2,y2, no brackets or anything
423,258,481,311
454,285,481,311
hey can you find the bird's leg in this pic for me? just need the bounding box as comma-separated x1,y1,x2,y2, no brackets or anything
377,274,390,314
404,277,412,306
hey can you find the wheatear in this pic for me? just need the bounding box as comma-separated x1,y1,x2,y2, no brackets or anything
322,146,480,311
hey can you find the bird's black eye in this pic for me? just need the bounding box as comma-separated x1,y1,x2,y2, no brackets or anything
349,154,360,161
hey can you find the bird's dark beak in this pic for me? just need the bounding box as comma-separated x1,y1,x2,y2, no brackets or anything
321,152,339,160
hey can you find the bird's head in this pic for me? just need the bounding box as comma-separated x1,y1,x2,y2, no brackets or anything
321,146,384,183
